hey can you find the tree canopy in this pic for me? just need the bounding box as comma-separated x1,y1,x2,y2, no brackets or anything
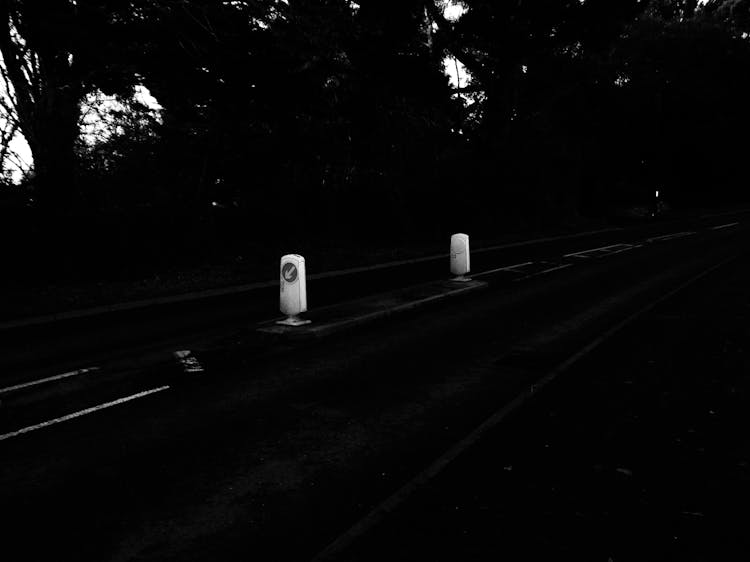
1,0,749,230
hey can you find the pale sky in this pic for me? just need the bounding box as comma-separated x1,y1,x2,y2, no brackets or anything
442,1,470,89
443,2,465,22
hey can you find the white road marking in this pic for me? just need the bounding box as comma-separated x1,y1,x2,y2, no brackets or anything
173,350,205,373
711,222,739,230
473,262,533,277
564,243,634,258
475,260,573,280
518,263,573,279
646,231,695,243
0,385,170,442
0,367,100,395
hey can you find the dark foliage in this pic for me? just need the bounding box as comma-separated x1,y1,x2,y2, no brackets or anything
2,0,750,278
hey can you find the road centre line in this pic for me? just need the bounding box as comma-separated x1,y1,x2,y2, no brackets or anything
711,222,739,230
0,367,100,395
646,231,695,243
0,385,170,442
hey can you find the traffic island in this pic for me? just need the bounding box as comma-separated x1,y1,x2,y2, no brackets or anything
257,278,487,339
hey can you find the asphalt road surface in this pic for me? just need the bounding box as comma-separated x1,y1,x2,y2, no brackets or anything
326,227,750,562
1,213,748,561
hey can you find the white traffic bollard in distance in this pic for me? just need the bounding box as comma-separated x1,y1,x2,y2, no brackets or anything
277,254,311,326
450,233,471,281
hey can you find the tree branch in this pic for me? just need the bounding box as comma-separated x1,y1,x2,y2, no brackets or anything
423,0,493,86
0,3,37,141
0,116,18,166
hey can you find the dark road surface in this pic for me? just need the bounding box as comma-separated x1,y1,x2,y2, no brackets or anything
1,213,749,561
330,232,750,562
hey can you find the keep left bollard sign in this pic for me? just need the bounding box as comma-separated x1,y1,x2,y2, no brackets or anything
450,233,471,281
278,254,311,326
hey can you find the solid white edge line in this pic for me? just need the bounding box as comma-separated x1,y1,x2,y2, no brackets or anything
0,385,170,442
711,222,739,230
0,367,100,395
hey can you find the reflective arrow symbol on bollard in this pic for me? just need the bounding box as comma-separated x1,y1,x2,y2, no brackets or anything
278,254,311,326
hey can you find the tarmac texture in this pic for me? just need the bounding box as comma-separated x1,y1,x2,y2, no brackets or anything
330,253,750,561
0,217,748,562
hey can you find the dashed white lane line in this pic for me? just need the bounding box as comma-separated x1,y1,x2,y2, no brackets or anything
0,385,170,442
711,222,740,230
646,231,695,243
0,367,100,395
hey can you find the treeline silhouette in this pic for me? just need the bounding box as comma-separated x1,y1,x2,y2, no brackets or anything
1,0,749,282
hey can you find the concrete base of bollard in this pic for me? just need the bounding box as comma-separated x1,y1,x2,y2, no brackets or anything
276,315,312,327
451,275,472,283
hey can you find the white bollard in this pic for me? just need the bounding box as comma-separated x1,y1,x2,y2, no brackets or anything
450,233,471,281
277,254,311,326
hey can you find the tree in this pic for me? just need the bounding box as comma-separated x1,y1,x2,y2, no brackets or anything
129,0,459,234
703,0,750,32
0,1,142,209
417,1,651,222
607,0,750,206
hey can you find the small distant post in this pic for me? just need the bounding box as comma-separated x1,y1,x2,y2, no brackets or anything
450,233,471,281
277,254,311,326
